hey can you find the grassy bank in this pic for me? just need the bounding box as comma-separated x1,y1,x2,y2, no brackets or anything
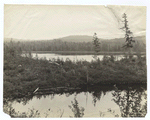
23,51,146,55
4,48,147,101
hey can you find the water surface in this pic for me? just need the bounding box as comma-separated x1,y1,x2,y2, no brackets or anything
31,53,126,62
10,85,147,117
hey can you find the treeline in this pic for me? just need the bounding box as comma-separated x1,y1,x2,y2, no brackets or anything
4,39,145,52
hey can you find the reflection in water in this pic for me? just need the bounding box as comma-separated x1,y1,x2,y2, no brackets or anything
6,84,146,117
92,91,102,106
36,95,43,100
68,96,85,117
112,86,147,117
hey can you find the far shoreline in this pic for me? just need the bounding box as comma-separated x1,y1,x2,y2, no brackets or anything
22,51,146,55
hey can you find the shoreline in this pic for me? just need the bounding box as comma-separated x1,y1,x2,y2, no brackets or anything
22,51,146,55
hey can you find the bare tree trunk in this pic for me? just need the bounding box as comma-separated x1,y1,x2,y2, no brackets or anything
128,48,133,60
86,69,88,83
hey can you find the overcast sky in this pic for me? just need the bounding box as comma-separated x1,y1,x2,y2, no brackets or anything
4,5,146,40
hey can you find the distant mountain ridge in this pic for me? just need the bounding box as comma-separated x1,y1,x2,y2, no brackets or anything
4,35,146,44
58,35,93,42
59,35,146,43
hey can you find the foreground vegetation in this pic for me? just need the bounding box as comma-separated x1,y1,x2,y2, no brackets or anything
4,42,147,101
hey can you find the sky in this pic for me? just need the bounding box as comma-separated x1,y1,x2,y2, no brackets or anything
4,5,146,40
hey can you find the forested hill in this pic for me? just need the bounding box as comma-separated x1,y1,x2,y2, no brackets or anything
4,35,146,52
59,35,93,42
4,35,146,43
59,35,146,43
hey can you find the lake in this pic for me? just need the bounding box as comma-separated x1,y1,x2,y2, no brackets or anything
10,85,147,117
27,53,134,62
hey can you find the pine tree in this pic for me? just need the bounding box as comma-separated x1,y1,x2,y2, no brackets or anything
93,33,100,53
121,13,135,50
92,33,101,60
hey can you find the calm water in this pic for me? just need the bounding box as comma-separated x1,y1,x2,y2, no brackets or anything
30,53,126,62
10,85,147,117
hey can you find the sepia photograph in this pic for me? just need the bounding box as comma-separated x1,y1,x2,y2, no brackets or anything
3,4,147,118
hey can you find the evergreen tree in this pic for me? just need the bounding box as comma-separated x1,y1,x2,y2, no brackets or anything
121,13,135,49
92,33,100,53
